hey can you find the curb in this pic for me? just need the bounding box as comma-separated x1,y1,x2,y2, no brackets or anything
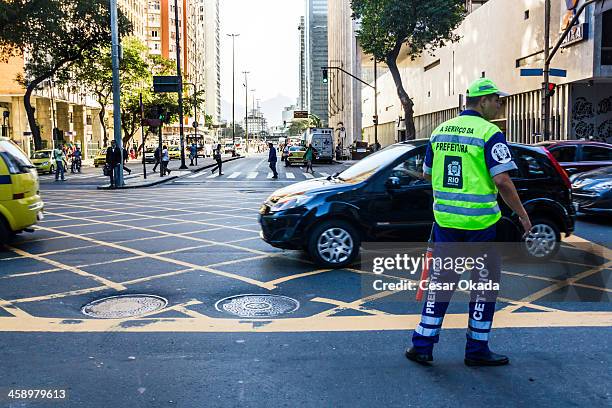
96,156,244,190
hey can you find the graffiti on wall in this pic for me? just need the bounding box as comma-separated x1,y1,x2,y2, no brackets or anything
571,86,612,143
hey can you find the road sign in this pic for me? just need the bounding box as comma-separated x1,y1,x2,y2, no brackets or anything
521,68,567,77
520,68,544,76
550,68,567,77
153,76,180,93
294,110,309,119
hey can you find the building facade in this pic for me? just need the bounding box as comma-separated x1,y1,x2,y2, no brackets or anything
327,0,362,149
298,16,308,111
361,0,612,146
203,0,221,124
305,0,329,126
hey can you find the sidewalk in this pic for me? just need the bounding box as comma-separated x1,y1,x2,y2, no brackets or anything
97,155,242,190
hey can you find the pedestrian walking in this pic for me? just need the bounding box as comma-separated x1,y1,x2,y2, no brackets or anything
210,143,223,176
122,147,132,175
189,143,198,166
406,78,532,367
53,145,65,181
304,143,316,174
106,140,122,188
268,142,278,179
160,145,171,176
152,146,161,173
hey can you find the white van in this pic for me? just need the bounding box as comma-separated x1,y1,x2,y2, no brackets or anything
304,128,334,163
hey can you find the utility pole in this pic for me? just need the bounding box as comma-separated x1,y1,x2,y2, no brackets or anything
243,71,249,153
542,0,551,141
374,59,379,146
227,33,240,154
110,0,124,186
174,0,188,169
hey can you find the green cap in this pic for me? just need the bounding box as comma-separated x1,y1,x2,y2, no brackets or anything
467,78,509,97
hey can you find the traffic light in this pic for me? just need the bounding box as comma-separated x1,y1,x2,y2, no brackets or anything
544,82,557,97
322,68,328,84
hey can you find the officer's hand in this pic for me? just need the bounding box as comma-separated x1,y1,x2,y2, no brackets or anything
519,215,532,238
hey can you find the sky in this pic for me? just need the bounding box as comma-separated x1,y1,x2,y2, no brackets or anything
220,0,304,126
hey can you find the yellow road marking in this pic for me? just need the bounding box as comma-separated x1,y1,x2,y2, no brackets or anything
0,298,33,318
6,246,126,291
266,269,333,287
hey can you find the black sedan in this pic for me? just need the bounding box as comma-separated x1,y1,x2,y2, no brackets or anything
571,166,612,215
259,140,576,268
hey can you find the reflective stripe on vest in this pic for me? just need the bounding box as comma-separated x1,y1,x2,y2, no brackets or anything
430,115,501,230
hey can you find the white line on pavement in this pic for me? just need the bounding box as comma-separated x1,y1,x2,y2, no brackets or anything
303,172,314,179
228,172,241,179
267,172,273,179
285,172,295,179
246,172,258,179
319,172,330,177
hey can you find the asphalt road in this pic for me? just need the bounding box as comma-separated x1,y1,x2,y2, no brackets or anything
0,154,610,407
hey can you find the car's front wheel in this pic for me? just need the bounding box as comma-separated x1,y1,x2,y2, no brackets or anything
307,220,360,268
523,217,561,261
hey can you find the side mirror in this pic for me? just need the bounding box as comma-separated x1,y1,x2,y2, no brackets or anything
385,176,401,190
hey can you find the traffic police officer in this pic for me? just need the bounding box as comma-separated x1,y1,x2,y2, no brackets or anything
406,78,532,366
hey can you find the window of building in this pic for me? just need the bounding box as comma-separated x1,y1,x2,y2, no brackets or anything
602,9,612,65
151,30,158,38
524,10,529,20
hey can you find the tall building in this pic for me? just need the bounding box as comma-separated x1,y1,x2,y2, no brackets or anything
298,16,308,111
203,0,221,124
119,0,148,42
327,0,362,148
305,0,329,125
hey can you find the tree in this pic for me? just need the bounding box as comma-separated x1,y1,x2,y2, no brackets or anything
0,0,132,149
288,119,310,136
351,0,464,140
221,123,245,139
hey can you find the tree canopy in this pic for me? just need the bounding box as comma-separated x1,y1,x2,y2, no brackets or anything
0,0,132,149
352,0,465,140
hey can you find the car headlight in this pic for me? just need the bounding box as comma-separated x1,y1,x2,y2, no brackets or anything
269,194,311,212
588,181,612,192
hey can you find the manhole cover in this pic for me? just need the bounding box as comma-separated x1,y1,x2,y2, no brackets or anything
215,294,299,318
82,294,168,319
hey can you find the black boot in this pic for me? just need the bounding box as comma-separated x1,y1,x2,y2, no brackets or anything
405,348,433,365
464,352,509,367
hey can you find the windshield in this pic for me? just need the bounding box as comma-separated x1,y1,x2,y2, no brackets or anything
336,145,413,183
290,146,304,152
31,151,51,159
0,140,34,174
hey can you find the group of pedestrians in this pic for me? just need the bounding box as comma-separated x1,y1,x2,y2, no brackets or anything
151,145,172,177
52,145,83,181
105,141,133,188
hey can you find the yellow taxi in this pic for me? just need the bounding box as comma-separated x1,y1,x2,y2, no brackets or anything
168,146,181,160
285,146,306,167
94,148,107,167
30,149,56,174
0,137,44,243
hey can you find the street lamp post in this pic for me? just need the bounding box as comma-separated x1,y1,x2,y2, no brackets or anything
174,0,188,169
243,71,249,153
227,33,240,155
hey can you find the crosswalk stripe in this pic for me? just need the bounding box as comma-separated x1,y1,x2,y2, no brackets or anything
246,172,258,179
285,172,295,179
207,173,219,178
228,172,241,179
267,172,273,179
188,171,205,178
319,172,330,177
303,172,314,179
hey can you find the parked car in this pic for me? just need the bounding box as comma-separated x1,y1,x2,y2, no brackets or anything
570,166,612,215
285,146,306,167
168,146,181,160
93,149,107,167
30,150,56,174
536,140,612,176
0,137,44,244
144,148,157,163
259,140,576,267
